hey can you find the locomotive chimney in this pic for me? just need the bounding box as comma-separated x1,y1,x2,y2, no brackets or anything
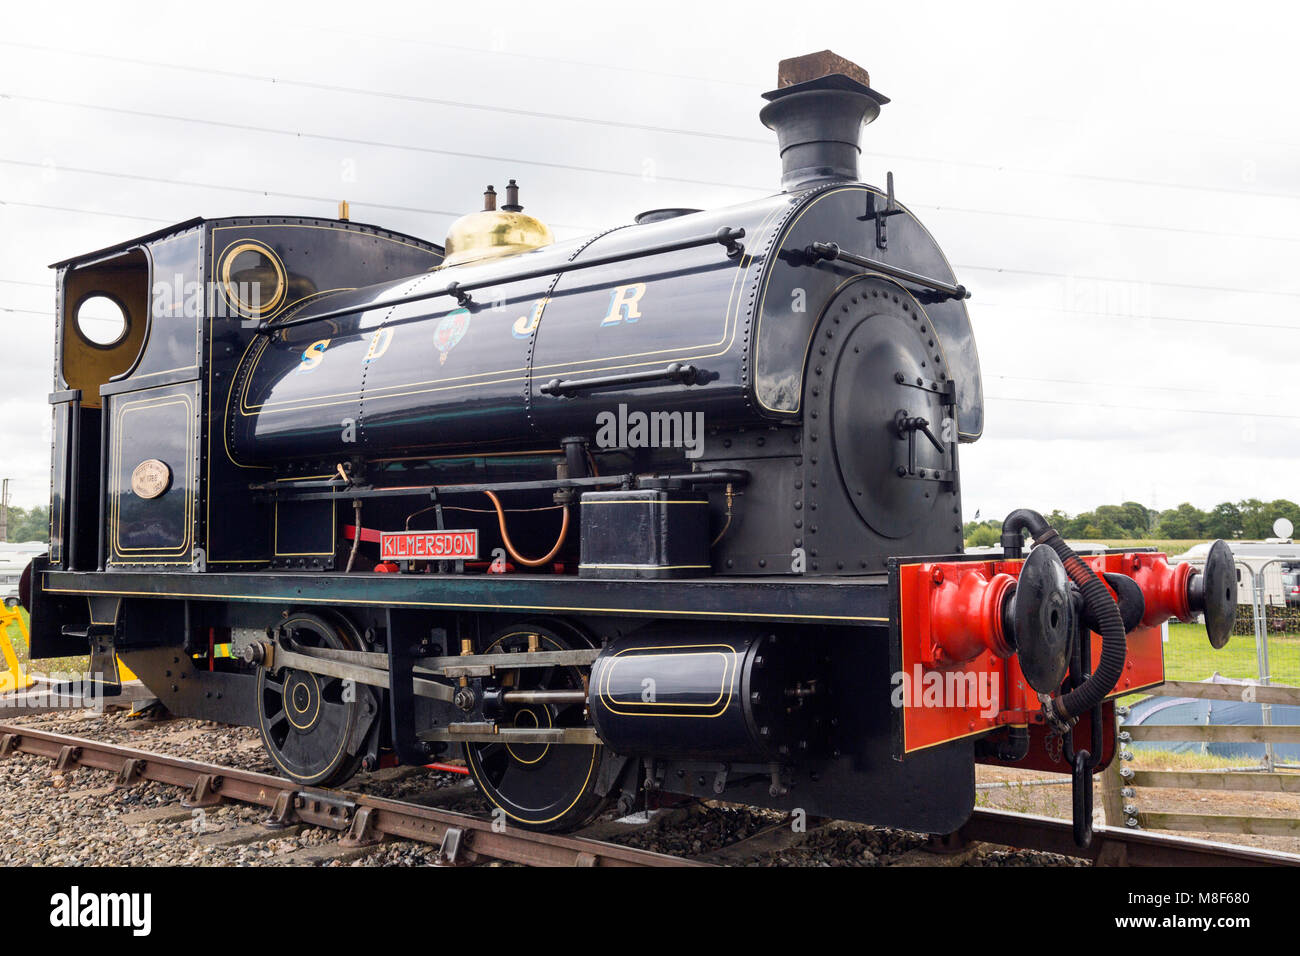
759,51,889,192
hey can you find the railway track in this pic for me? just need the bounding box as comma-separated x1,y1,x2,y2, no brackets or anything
958,808,1300,867
0,723,699,868
2,720,1298,867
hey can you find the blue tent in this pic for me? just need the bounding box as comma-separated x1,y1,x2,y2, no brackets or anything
1123,676,1300,761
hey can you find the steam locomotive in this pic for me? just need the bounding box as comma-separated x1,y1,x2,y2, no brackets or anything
22,51,1235,842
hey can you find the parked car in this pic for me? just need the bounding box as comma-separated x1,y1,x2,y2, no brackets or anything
1285,571,1300,608
0,543,45,608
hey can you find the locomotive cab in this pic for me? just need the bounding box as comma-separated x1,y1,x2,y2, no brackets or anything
52,246,152,573
31,216,442,659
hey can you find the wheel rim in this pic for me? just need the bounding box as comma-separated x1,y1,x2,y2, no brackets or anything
464,623,606,831
256,612,371,786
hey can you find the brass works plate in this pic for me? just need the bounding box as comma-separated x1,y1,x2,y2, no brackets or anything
130,459,172,499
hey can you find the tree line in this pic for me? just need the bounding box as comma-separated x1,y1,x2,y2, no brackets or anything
2,505,49,543
964,499,1300,548
7,500,1299,549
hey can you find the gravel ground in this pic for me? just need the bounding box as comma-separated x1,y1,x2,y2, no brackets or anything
0,707,1107,867
603,802,1088,867
0,708,483,866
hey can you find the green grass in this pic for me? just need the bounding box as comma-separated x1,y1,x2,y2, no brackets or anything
1162,621,1300,685
1118,621,1300,707
1128,749,1270,770
1086,539,1208,557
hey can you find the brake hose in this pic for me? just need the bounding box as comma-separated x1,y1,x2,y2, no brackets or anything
1001,508,1126,731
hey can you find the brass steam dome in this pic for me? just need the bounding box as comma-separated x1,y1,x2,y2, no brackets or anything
442,180,554,268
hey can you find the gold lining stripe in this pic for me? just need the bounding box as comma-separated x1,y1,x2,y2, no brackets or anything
600,646,735,716
217,239,287,316
256,614,349,781
751,184,981,440
42,581,889,623
578,564,712,570
903,722,1001,754
110,390,195,559
233,199,791,418
466,631,596,824
581,499,708,505
88,598,122,626
273,498,337,558
207,223,442,563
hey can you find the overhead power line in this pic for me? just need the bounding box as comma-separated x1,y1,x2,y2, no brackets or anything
0,157,460,219
920,202,1300,245
1,196,170,223
977,301,1300,334
0,159,590,231
0,40,767,145
10,92,1300,246
0,92,755,194
994,373,1290,403
959,263,1300,300
986,394,1300,422
4,39,1300,203
331,28,761,90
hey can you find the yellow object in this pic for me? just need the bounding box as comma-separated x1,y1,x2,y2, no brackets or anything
443,181,553,268
0,606,138,689
0,606,34,694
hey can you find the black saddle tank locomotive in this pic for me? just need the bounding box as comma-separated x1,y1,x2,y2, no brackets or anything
25,51,1228,837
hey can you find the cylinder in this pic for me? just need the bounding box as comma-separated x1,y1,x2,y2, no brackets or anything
587,626,824,760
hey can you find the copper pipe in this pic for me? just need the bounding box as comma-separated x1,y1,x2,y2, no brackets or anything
483,490,570,568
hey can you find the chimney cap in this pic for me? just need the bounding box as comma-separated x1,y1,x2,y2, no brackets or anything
779,50,870,88
763,50,889,105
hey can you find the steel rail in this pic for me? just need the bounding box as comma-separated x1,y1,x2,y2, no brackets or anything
961,807,1300,867
0,724,702,868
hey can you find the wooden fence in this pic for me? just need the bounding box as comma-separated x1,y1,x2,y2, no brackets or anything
1103,680,1300,837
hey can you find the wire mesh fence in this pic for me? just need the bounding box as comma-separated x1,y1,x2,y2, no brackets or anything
1162,561,1299,688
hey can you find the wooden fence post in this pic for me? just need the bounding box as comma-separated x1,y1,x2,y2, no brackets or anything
1101,706,1130,827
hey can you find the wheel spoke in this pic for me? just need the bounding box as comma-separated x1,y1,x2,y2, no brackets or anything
255,613,371,786
465,623,607,831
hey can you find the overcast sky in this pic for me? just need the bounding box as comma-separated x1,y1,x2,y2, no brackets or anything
1,0,1296,522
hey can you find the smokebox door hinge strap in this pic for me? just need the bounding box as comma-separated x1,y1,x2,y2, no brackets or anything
873,171,904,250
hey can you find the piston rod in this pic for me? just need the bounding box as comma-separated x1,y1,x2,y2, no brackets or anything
500,689,588,705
